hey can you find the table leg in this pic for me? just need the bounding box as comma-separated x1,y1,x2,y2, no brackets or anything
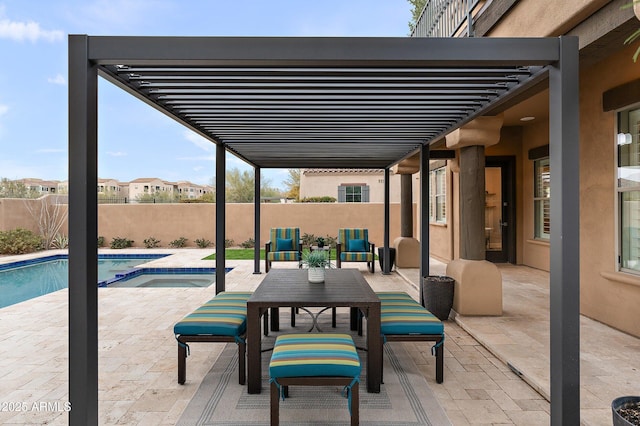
247,303,262,394
366,303,382,393
270,307,280,331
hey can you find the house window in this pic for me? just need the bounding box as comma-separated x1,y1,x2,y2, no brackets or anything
617,105,640,273
534,157,550,240
338,184,369,202
429,167,446,223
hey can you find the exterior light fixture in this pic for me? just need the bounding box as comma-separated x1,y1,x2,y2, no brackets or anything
617,133,633,145
520,116,535,122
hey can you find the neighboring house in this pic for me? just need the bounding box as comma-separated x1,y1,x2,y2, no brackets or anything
176,181,213,199
299,169,404,203
413,0,640,337
18,178,59,195
128,177,178,201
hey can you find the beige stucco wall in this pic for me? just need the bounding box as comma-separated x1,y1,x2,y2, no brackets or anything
578,44,640,337
488,0,610,37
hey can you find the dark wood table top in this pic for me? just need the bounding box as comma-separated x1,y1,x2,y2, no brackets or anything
248,268,378,308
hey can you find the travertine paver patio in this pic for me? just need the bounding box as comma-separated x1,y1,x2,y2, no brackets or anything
5,249,628,425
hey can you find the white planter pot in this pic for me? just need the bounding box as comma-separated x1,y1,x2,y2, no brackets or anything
307,267,325,283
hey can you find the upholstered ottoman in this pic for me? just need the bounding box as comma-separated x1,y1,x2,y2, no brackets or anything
269,333,361,426
174,291,252,385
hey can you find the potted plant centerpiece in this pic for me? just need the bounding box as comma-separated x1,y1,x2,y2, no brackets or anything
301,249,330,283
316,236,326,248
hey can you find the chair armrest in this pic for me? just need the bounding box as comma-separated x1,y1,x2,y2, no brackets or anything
265,241,272,252
369,242,375,254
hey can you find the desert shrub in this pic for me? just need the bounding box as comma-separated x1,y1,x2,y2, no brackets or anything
301,233,316,247
97,236,106,248
143,236,161,248
110,237,134,249
195,238,212,248
299,196,336,203
51,234,69,249
169,237,188,248
240,237,255,248
0,228,43,254
224,238,235,248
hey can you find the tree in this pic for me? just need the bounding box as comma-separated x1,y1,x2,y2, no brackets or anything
407,0,427,34
24,195,67,249
225,167,281,202
283,169,300,201
0,178,39,198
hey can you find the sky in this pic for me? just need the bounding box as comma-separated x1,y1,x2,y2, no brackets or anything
0,0,413,190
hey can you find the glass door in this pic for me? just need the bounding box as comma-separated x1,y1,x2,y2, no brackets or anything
485,156,516,263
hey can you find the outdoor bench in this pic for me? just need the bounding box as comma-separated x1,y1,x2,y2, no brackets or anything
173,291,253,385
369,291,445,383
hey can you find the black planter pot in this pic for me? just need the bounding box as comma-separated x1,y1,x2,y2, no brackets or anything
423,276,455,321
377,247,396,271
612,396,640,426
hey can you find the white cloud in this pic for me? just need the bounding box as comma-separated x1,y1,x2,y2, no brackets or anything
193,166,204,172
0,104,8,116
0,8,63,43
107,151,127,157
184,131,215,152
47,74,66,85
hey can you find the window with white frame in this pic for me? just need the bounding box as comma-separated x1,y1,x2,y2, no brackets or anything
617,105,640,273
429,167,446,223
338,184,369,203
534,157,551,240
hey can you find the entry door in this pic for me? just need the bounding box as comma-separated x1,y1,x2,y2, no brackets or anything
485,156,516,263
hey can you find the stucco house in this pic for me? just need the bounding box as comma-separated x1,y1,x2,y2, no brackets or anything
409,0,640,338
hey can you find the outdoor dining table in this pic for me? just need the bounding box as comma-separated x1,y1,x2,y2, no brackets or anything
246,268,382,394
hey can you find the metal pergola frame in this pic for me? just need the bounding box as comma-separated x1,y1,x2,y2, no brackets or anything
68,35,579,425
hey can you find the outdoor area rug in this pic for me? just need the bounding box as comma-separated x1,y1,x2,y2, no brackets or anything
177,311,451,425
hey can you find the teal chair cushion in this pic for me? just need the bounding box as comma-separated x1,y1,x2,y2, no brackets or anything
376,292,444,335
348,238,366,252
269,333,361,378
276,238,293,251
174,292,251,336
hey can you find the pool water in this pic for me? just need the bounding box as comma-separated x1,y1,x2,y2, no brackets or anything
108,273,215,288
0,255,166,309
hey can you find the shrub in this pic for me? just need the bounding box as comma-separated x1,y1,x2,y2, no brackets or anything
169,237,188,248
240,238,255,248
0,228,43,254
300,196,336,203
110,237,134,249
51,234,69,249
97,236,106,248
195,238,212,248
301,233,316,247
143,236,161,248
224,238,235,248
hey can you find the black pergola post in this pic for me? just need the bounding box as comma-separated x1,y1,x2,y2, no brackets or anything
215,143,226,294
549,36,580,425
254,167,261,274
420,143,430,306
383,168,391,275
68,34,99,426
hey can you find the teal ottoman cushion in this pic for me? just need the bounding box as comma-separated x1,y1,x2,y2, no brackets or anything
174,292,251,336
269,333,361,378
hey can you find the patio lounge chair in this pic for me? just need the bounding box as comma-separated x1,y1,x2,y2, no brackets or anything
265,227,303,273
336,228,375,273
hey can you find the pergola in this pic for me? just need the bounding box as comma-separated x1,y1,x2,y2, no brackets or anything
69,35,579,425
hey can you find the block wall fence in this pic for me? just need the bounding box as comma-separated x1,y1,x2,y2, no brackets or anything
0,198,411,248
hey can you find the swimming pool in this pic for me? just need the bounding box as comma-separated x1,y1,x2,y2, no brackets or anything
0,254,167,309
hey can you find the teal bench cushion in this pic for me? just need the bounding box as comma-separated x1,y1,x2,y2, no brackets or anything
267,250,300,261
174,292,252,337
376,292,444,335
269,333,361,378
